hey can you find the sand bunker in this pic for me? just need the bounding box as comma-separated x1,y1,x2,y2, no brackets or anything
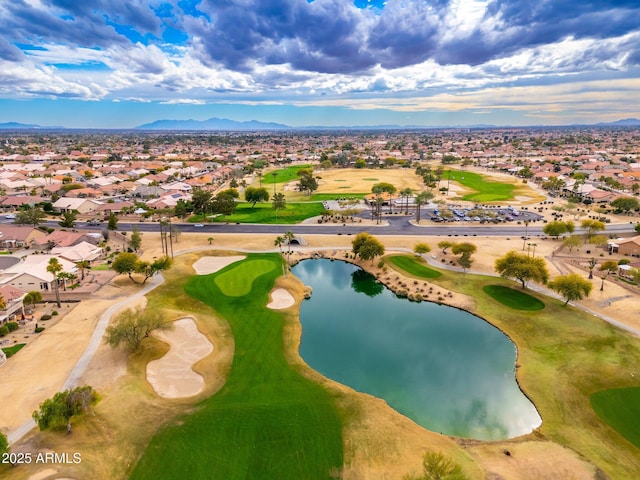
192,255,245,274
146,318,213,398
267,288,295,309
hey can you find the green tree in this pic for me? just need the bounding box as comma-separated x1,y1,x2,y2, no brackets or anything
75,260,91,281
0,430,8,456
635,223,640,234
400,187,413,214
414,243,431,255
174,199,191,218
211,191,237,217
112,252,139,283
245,187,270,208
107,212,118,230
543,220,574,238
134,256,172,284
451,242,477,257
548,273,593,306
372,182,397,213
272,192,287,211
105,306,173,352
15,205,46,226
130,226,142,252
191,189,213,215
598,260,618,291
58,210,77,228
563,235,582,252
24,290,42,309
46,257,63,308
438,241,454,254
542,177,566,196
588,257,598,279
274,235,285,254
495,250,549,289
415,191,434,223
610,196,639,213
32,385,98,432
297,169,319,195
452,243,476,274
580,219,605,241
352,232,385,264
404,451,468,480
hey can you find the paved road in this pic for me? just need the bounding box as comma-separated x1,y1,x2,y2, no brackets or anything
7,273,165,446
55,216,638,237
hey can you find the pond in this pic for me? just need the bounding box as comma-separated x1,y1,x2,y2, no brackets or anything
293,259,541,440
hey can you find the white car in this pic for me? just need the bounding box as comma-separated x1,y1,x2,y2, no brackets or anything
194,223,204,227
4,214,16,219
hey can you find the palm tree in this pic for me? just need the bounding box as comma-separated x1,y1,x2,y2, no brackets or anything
24,291,42,312
401,188,413,214
274,236,285,254
0,294,6,312
76,260,90,281
207,237,214,245
46,258,63,308
414,191,434,223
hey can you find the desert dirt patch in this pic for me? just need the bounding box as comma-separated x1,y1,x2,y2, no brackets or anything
191,255,245,274
266,288,295,309
146,317,214,398
310,168,426,195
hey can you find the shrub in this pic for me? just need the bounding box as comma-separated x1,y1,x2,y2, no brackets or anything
0,326,9,337
40,314,52,321
6,322,18,332
51,311,59,316
377,260,385,269
35,326,45,333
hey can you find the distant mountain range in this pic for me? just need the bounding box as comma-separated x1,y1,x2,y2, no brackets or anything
596,118,640,126
135,117,291,130
1,118,639,131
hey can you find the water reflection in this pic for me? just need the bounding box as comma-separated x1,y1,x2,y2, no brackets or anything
351,269,384,297
293,259,541,440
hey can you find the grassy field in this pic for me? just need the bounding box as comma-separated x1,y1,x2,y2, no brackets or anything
192,202,325,224
394,262,640,479
130,254,344,479
482,285,546,311
445,170,516,203
591,387,640,449
386,254,442,278
261,164,312,184
1,343,25,358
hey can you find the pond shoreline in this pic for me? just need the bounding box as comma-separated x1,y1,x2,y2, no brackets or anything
288,250,542,442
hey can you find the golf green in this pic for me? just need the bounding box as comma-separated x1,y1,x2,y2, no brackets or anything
482,285,545,311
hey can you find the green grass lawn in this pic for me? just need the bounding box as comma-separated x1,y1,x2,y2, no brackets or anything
214,258,275,296
191,202,325,224
385,254,442,279
421,268,640,479
130,253,343,480
482,285,545,311
261,164,312,184
591,387,640,449
445,170,516,202
1,343,25,358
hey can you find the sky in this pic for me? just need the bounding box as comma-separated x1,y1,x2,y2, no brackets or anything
0,0,639,128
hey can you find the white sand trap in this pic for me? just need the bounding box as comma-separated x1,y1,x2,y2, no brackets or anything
146,318,213,398
267,288,295,309
192,255,245,275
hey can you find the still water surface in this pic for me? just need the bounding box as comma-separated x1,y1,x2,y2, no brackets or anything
293,259,541,440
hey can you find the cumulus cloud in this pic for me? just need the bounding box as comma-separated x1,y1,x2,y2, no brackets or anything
0,0,639,114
